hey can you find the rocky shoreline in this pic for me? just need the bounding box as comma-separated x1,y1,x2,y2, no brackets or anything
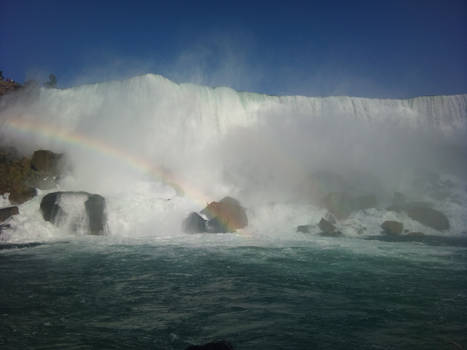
0,146,458,241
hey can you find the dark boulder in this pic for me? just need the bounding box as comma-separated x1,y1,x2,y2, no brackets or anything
30,150,63,173
406,206,449,231
183,212,207,233
318,217,336,233
40,192,63,222
185,340,234,350
381,220,403,236
206,217,229,233
9,186,37,204
85,194,106,235
0,206,19,222
40,191,106,235
200,197,247,232
318,218,342,237
296,225,311,233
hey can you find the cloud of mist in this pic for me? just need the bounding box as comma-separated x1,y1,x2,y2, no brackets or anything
0,65,465,212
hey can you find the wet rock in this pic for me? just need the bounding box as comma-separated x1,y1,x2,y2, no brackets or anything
30,150,63,173
406,206,449,231
185,340,234,350
296,225,311,233
0,206,19,222
85,194,106,235
206,217,229,233
0,149,63,203
381,220,403,236
183,212,207,233
0,223,11,234
8,187,37,204
318,218,337,234
200,197,247,232
40,191,106,235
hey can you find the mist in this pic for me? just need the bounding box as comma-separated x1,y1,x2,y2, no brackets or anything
1,75,466,214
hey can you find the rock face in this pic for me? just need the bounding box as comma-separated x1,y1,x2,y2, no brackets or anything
183,212,207,233
40,191,106,235
0,206,19,222
201,197,248,233
406,206,450,231
185,340,234,350
381,221,403,235
0,148,64,204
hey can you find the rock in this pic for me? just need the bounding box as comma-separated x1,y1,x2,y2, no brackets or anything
9,187,37,204
31,150,63,173
200,197,247,232
185,340,234,350
0,149,63,203
318,218,337,234
40,191,106,235
183,212,207,233
40,192,62,222
406,206,449,231
0,223,11,234
0,80,22,96
407,231,425,237
296,225,311,233
85,194,106,235
206,217,229,233
381,220,403,235
0,206,19,222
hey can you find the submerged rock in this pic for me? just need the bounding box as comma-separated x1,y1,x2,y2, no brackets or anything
0,206,19,222
200,197,248,232
40,191,106,235
381,220,403,236
185,340,234,350
406,206,450,231
183,212,207,233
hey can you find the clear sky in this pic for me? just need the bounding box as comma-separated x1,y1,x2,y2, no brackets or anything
1,0,466,98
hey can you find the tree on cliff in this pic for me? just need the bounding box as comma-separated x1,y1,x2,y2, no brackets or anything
44,73,57,88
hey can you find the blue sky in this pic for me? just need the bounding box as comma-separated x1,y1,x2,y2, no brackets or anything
1,0,466,98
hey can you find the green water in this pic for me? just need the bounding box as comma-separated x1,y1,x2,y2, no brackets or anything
1,237,466,349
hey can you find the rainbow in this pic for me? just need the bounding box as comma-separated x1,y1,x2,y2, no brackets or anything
4,118,212,204
3,118,247,233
